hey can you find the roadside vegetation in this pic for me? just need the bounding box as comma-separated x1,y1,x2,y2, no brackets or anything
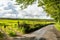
0,18,55,37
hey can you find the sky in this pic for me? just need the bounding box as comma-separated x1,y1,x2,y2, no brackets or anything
0,0,52,19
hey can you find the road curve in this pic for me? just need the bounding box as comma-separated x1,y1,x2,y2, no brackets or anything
30,25,58,40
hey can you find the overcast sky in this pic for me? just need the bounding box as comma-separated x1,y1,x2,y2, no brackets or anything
0,0,52,19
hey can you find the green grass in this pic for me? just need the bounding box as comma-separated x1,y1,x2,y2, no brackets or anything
0,18,55,37
54,23,60,31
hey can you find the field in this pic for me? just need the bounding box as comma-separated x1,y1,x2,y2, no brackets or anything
0,18,55,37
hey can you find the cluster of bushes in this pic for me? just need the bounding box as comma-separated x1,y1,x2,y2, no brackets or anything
17,21,54,33
0,21,54,37
9,31,17,37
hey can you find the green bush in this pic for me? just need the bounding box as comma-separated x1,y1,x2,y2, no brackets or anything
17,22,54,34
0,32,4,38
9,31,17,37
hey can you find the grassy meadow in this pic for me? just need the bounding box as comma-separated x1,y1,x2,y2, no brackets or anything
0,18,55,37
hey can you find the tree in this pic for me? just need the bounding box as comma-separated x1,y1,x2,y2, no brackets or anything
16,0,60,30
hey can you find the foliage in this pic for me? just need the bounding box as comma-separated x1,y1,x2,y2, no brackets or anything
9,31,17,37
16,0,36,9
15,0,60,22
16,0,60,30
39,0,60,23
40,0,60,30
0,32,4,38
0,19,54,35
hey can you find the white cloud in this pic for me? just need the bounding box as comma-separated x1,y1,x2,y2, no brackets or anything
0,0,52,19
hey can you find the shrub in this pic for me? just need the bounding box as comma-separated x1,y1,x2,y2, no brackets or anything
0,32,4,38
9,31,17,37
